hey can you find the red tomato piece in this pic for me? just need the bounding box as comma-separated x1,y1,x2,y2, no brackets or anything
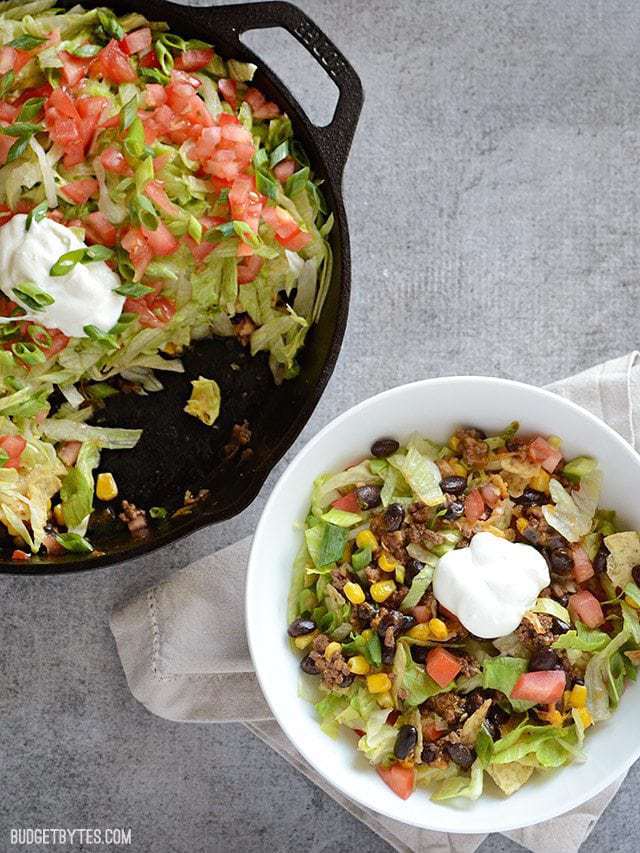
410,605,430,624
0,47,16,74
511,670,566,704
273,157,296,182
528,436,563,473
121,27,152,56
376,764,415,800
174,48,214,71
144,180,181,217
569,590,605,628
0,134,13,166
0,434,26,468
11,549,30,561
572,545,595,583
58,440,82,467
122,227,153,281
480,484,500,508
84,211,117,247
40,329,69,360
100,146,130,175
140,50,160,68
90,39,137,84
331,491,361,513
237,254,263,284
426,647,462,688
141,220,179,257
42,534,66,557
218,78,237,110
0,102,18,122
464,488,485,522
243,86,280,119
59,50,91,87
60,177,98,205
144,83,167,108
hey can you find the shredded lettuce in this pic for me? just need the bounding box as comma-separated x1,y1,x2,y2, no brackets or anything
184,376,220,427
388,447,444,507
400,564,435,610
604,531,640,589
552,621,610,653
585,629,631,721
432,759,484,801
542,468,601,542
357,708,397,764
531,597,571,624
60,440,99,533
392,642,452,706
40,420,141,449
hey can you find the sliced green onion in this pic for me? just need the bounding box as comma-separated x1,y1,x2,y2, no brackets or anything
109,312,136,336
123,117,145,159
8,34,45,50
85,244,114,262
290,140,310,166
140,67,170,85
55,532,93,553
67,43,101,58
187,215,202,243
255,169,277,200
97,9,125,41
115,281,153,297
6,136,30,163
27,324,52,348
18,97,45,122
0,70,14,100
134,156,154,193
12,280,54,311
216,221,236,238
83,324,118,348
285,166,310,197
25,200,48,231
120,94,138,131
159,33,186,50
269,140,289,168
155,40,174,76
0,122,44,138
130,194,158,230
149,506,168,520
49,248,87,276
253,149,268,171
12,342,46,365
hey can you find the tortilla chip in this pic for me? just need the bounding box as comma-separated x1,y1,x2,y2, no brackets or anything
604,531,640,589
487,762,534,796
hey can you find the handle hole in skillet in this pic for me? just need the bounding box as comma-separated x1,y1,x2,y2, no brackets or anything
242,27,339,127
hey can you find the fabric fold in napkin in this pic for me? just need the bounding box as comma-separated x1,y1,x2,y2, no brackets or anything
111,351,639,853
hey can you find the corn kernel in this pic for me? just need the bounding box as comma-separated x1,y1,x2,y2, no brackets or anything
448,435,461,452
347,655,370,675
451,461,467,477
344,581,365,605
375,690,394,708
356,530,378,551
625,595,640,610
547,435,562,450
530,469,551,492
546,709,564,728
378,552,397,573
576,707,593,728
370,579,396,603
569,684,588,709
96,472,118,501
516,517,528,534
367,672,392,694
53,504,65,526
428,618,448,640
324,641,342,660
293,631,317,650
407,623,431,642
342,540,353,564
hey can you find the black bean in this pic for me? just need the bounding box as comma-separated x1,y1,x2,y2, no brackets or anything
394,725,418,760
410,645,428,664
444,500,464,521
421,743,439,764
483,719,498,740
632,565,640,587
552,618,570,634
465,688,492,714
550,548,573,575
371,437,400,458
405,558,424,584
377,610,415,639
593,546,608,574
300,654,320,675
529,648,562,671
356,484,382,510
287,618,316,637
548,535,567,551
381,646,395,666
486,702,510,728
555,594,569,609
445,742,475,770
523,527,542,546
440,475,467,495
356,602,377,625
515,487,546,506
341,673,355,688
573,677,584,686
382,503,404,532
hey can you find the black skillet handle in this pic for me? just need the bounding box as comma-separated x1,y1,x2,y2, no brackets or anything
200,1,363,184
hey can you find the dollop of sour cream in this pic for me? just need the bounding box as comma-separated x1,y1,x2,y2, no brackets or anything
0,214,124,338
433,531,550,638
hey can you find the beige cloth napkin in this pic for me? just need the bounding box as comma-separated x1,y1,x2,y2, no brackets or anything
111,351,640,853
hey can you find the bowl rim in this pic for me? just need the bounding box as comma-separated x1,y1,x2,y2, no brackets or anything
246,374,640,832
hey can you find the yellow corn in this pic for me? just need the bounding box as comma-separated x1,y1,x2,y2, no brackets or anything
530,469,550,492
569,684,588,709
378,552,398,573
625,595,640,610
342,540,353,564
53,504,65,526
367,672,392,694
407,623,431,642
324,641,342,660
516,517,528,534
547,435,562,450
375,690,394,708
576,707,593,729
356,530,378,551
546,709,565,728
450,460,467,477
347,655,370,675
370,579,396,603
96,472,118,501
448,435,461,452
428,618,448,640
344,581,365,605
293,631,317,650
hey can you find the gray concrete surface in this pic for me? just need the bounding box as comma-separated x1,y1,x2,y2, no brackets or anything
2,0,640,850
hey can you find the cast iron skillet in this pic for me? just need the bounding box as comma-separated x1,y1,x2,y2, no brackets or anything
0,0,362,574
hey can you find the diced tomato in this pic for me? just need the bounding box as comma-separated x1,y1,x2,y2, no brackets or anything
426,647,462,688
100,146,130,175
43,534,65,557
480,484,500,508
144,83,167,108
12,49,32,74
0,434,26,469
184,234,214,263
90,39,137,84
46,87,79,119
572,545,594,583
144,180,181,217
122,227,153,281
13,83,52,108
0,47,16,74
280,229,312,251
331,491,360,513
0,134,14,166
39,329,69,360
528,436,563,473
410,605,430,624
140,50,160,68
60,177,98,205
141,220,179,257
84,211,117,247
423,720,447,741
174,48,214,71
376,764,415,800
464,488,485,522
59,50,91,87
243,86,280,119
58,440,82,467
124,294,175,328
569,590,605,628
11,549,30,561
237,254,263,283
218,78,237,110
261,205,299,239
273,157,296,182
511,670,566,704
121,27,152,56
0,102,18,122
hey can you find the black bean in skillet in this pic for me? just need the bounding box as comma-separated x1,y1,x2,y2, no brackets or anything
552,618,571,635
549,548,573,575
300,654,320,675
632,564,640,586
444,500,464,521
394,725,418,760
371,437,400,458
515,487,547,506
529,648,562,671
440,475,467,495
356,484,382,510
382,503,404,532
445,743,475,770
486,702,509,729
421,743,439,764
287,618,316,637
593,546,608,574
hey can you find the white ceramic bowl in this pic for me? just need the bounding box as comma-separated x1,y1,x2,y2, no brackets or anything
246,376,640,833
